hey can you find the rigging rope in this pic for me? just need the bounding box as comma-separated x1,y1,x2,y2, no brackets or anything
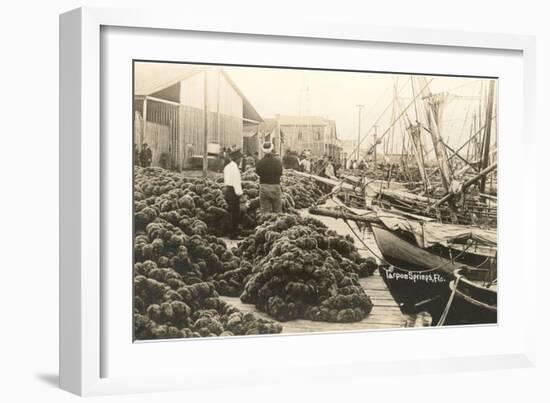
310,78,436,208
348,77,434,168
340,214,475,274
436,275,462,326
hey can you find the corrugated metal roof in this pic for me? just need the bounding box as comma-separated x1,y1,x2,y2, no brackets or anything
134,63,202,96
134,62,263,123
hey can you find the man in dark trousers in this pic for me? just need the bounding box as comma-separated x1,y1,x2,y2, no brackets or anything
223,148,244,240
133,144,139,166
256,141,283,214
282,149,300,170
140,143,153,167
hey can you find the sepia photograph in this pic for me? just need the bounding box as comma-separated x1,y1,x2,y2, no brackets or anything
132,61,497,341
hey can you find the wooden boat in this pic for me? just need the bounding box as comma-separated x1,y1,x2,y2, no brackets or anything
442,267,497,325
371,223,496,325
308,204,497,326
370,183,497,227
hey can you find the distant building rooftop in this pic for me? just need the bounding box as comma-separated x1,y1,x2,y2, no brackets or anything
276,115,331,126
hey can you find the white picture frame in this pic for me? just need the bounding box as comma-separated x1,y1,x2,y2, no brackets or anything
60,6,537,396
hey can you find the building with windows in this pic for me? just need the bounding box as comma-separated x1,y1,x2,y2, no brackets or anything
273,115,342,160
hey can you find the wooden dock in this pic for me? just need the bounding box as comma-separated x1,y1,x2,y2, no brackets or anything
219,202,431,333
220,272,420,334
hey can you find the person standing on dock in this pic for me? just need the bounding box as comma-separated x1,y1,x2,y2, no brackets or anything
223,149,244,240
283,149,300,170
133,144,139,166
324,156,337,180
256,141,283,214
299,154,311,173
243,152,256,170
333,158,342,177
140,143,152,168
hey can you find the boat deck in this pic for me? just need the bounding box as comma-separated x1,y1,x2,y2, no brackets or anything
220,202,430,333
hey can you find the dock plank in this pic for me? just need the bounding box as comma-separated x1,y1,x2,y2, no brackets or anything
217,204,430,332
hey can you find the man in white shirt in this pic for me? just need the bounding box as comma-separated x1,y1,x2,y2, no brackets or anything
223,148,244,240
299,156,311,173
324,156,337,180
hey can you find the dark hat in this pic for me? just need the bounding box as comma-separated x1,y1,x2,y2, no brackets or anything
230,148,243,159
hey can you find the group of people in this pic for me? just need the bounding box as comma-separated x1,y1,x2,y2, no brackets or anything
223,145,348,239
345,158,369,171
314,155,341,180
223,141,283,240
281,149,341,180
220,147,259,173
134,143,152,168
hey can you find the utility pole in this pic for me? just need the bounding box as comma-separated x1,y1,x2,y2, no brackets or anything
356,104,364,160
142,97,148,149
216,68,221,144
202,69,209,177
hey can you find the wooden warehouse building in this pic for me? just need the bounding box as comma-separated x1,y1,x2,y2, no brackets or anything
243,115,342,160
134,63,263,170
275,115,342,160
243,118,280,157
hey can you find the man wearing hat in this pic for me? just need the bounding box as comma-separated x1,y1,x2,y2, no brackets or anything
256,141,283,214
223,148,244,240
140,143,153,167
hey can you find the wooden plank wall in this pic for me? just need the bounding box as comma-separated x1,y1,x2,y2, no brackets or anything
135,71,247,170
135,103,245,170
142,100,179,169
177,70,244,168
178,106,243,167
279,124,342,159
280,125,321,155
143,122,170,167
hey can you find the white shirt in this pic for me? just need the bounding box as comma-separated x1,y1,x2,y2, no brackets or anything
300,159,311,172
325,163,336,178
223,161,243,196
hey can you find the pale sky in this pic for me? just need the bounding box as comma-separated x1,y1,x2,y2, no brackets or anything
221,65,495,153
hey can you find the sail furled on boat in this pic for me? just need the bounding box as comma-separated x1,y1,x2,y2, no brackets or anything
376,211,497,249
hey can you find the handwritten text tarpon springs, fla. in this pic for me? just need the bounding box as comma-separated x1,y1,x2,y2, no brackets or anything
384,268,447,284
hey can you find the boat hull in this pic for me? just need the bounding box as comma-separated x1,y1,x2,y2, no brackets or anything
443,268,497,325
372,224,496,325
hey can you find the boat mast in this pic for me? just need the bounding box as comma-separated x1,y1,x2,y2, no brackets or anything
479,80,496,193
415,77,458,222
415,78,454,187
407,76,430,190
466,113,475,162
